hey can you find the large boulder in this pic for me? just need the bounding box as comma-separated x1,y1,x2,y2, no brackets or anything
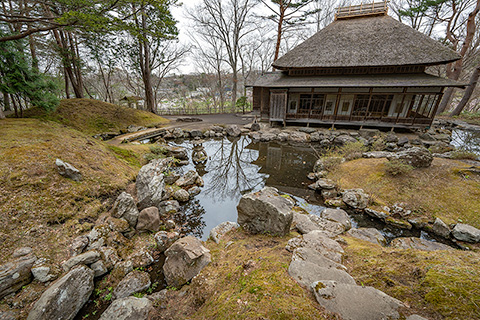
387,147,433,168
0,253,36,299
136,207,161,232
342,189,369,210
432,218,451,238
311,280,404,320
136,158,173,209
163,145,188,160
291,247,346,271
175,170,202,187
237,187,294,236
113,270,151,300
299,230,344,263
163,236,211,287
289,131,309,143
55,159,82,181
27,265,94,320
321,208,351,231
112,192,139,228
452,223,480,243
99,297,153,320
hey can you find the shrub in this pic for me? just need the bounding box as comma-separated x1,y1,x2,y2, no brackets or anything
339,141,368,160
150,145,167,155
385,159,414,176
370,138,386,151
318,150,344,172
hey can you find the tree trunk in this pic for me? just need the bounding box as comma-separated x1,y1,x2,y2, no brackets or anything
3,92,12,111
0,106,5,119
273,3,285,65
437,87,455,114
232,68,238,112
451,66,480,116
140,9,155,114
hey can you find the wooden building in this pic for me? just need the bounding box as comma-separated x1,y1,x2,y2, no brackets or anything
251,1,465,128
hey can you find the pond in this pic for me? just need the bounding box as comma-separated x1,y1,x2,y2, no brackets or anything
451,128,480,155
170,136,449,244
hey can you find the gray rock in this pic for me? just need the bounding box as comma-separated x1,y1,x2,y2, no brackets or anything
292,247,346,271
27,265,94,320
452,223,480,243
157,200,180,217
113,270,151,300
311,280,404,320
62,250,100,272
390,237,453,251
342,189,369,210
237,187,294,236
13,247,33,258
163,236,211,287
333,134,357,145
0,254,36,299
128,249,154,269
211,125,224,133
175,170,201,187
188,186,201,198
288,260,355,289
260,132,276,142
98,247,121,270
347,228,386,246
154,231,180,253
293,213,323,234
406,315,429,320
163,145,188,160
55,159,82,181
321,208,351,231
112,192,139,228
165,219,176,230
70,235,89,256
309,215,347,237
91,260,108,277
289,131,309,143
209,221,239,243
136,207,161,232
164,172,181,185
136,158,173,209
99,297,153,320
432,218,451,238
364,208,388,220
301,230,344,263
171,128,184,139
387,147,433,168
106,217,130,233
397,137,409,146
359,128,381,139
312,178,337,190
0,311,17,320
173,188,190,202
362,151,395,158
31,258,57,283
278,132,289,141
226,125,241,137
251,123,261,131
190,129,203,138
385,133,399,143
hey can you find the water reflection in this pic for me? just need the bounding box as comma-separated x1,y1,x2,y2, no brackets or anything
173,136,320,239
451,128,480,155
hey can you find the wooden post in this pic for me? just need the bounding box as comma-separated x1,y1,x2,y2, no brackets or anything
412,95,424,125
395,88,407,124
333,88,341,122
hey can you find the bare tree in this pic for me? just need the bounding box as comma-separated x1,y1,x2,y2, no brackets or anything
188,0,257,110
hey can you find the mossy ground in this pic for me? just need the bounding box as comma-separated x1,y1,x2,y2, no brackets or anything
342,236,480,320
328,157,480,227
151,229,339,320
21,98,169,135
0,118,145,262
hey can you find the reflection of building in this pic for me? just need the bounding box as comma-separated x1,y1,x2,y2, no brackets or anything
251,1,465,128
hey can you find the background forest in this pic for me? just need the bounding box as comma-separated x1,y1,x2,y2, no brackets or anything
1,0,480,118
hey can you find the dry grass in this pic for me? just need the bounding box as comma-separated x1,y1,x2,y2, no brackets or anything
151,229,339,320
343,236,480,320
328,158,480,227
22,98,169,135
0,118,141,262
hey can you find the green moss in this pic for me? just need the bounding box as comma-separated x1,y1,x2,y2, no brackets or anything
108,145,143,168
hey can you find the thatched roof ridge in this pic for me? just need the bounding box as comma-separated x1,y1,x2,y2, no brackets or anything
251,72,466,88
272,15,460,69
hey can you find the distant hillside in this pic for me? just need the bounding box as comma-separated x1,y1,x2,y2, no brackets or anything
23,98,169,135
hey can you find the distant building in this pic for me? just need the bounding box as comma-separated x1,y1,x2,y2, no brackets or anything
251,1,465,128
120,96,144,109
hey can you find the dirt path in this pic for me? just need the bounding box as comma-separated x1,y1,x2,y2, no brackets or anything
108,113,256,145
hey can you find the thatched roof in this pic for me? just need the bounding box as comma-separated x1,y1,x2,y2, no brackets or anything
272,15,460,69
251,72,466,88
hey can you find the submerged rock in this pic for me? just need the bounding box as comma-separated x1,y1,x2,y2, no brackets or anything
163,236,211,287
237,187,294,236
27,265,94,320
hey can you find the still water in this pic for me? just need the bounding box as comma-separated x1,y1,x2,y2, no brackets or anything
171,136,320,240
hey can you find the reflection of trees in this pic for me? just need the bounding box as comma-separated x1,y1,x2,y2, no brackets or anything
201,137,266,200
451,129,480,154
175,199,206,238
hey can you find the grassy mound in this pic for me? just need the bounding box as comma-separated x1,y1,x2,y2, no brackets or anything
0,119,145,262
343,236,480,320
328,158,480,227
151,229,337,320
22,98,168,135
